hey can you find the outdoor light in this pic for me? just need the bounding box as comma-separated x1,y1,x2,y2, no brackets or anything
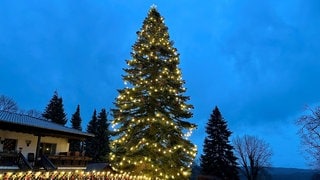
25,140,31,146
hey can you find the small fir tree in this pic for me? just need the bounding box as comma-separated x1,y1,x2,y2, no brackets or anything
110,6,197,179
200,106,239,179
42,91,67,125
95,108,111,162
85,109,98,160
70,105,82,152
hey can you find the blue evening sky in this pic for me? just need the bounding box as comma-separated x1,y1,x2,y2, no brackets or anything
1,0,320,169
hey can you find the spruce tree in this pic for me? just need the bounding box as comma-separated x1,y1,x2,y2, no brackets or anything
200,106,239,179
42,91,67,125
110,6,197,179
70,105,82,152
85,109,98,160
96,108,111,162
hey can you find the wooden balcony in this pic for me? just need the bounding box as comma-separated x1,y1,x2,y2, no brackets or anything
48,152,92,168
0,151,93,171
0,152,18,166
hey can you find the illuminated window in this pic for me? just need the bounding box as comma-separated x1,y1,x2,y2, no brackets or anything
40,143,56,155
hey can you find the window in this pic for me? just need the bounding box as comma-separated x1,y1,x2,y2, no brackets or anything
40,143,57,155
3,138,17,152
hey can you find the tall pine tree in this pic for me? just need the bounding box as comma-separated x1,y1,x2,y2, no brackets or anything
200,106,239,179
110,6,197,179
96,109,111,162
70,105,82,152
85,109,98,160
42,91,67,125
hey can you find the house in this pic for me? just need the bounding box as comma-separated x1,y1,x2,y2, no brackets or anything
0,110,94,171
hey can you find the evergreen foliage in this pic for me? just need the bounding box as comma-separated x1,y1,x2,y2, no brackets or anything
86,109,111,162
70,105,82,152
85,109,98,160
71,105,82,130
42,91,67,125
96,109,111,162
200,106,239,179
110,6,197,179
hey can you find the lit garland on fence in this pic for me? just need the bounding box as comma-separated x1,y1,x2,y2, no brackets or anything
0,170,152,180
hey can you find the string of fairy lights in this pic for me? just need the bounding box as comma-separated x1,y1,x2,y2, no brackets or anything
108,7,197,179
0,170,152,180
110,116,197,179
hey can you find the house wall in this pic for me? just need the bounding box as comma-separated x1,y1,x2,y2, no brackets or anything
41,136,69,153
0,130,69,157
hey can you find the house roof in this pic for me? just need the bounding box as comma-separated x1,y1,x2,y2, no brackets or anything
0,110,94,140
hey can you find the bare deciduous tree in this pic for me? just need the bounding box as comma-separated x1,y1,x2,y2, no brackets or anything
0,95,18,112
233,135,272,180
296,106,320,168
20,109,43,118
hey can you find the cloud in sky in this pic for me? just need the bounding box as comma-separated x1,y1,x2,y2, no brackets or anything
0,0,319,168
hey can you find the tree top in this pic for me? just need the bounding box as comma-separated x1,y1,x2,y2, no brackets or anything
150,4,157,9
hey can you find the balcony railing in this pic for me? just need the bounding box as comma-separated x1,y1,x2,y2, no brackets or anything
0,151,18,166
0,151,92,170
48,152,92,167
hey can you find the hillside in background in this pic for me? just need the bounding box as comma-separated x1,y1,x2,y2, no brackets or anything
191,165,320,180
267,167,319,180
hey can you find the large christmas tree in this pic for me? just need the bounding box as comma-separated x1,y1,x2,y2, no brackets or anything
110,6,197,179
200,106,239,179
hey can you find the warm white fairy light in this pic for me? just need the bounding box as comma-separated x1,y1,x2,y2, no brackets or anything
108,6,197,179
0,170,155,180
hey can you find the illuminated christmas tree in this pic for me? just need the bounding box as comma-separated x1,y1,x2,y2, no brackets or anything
110,6,197,179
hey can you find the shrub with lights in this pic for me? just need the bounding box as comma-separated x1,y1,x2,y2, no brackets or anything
109,6,197,179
